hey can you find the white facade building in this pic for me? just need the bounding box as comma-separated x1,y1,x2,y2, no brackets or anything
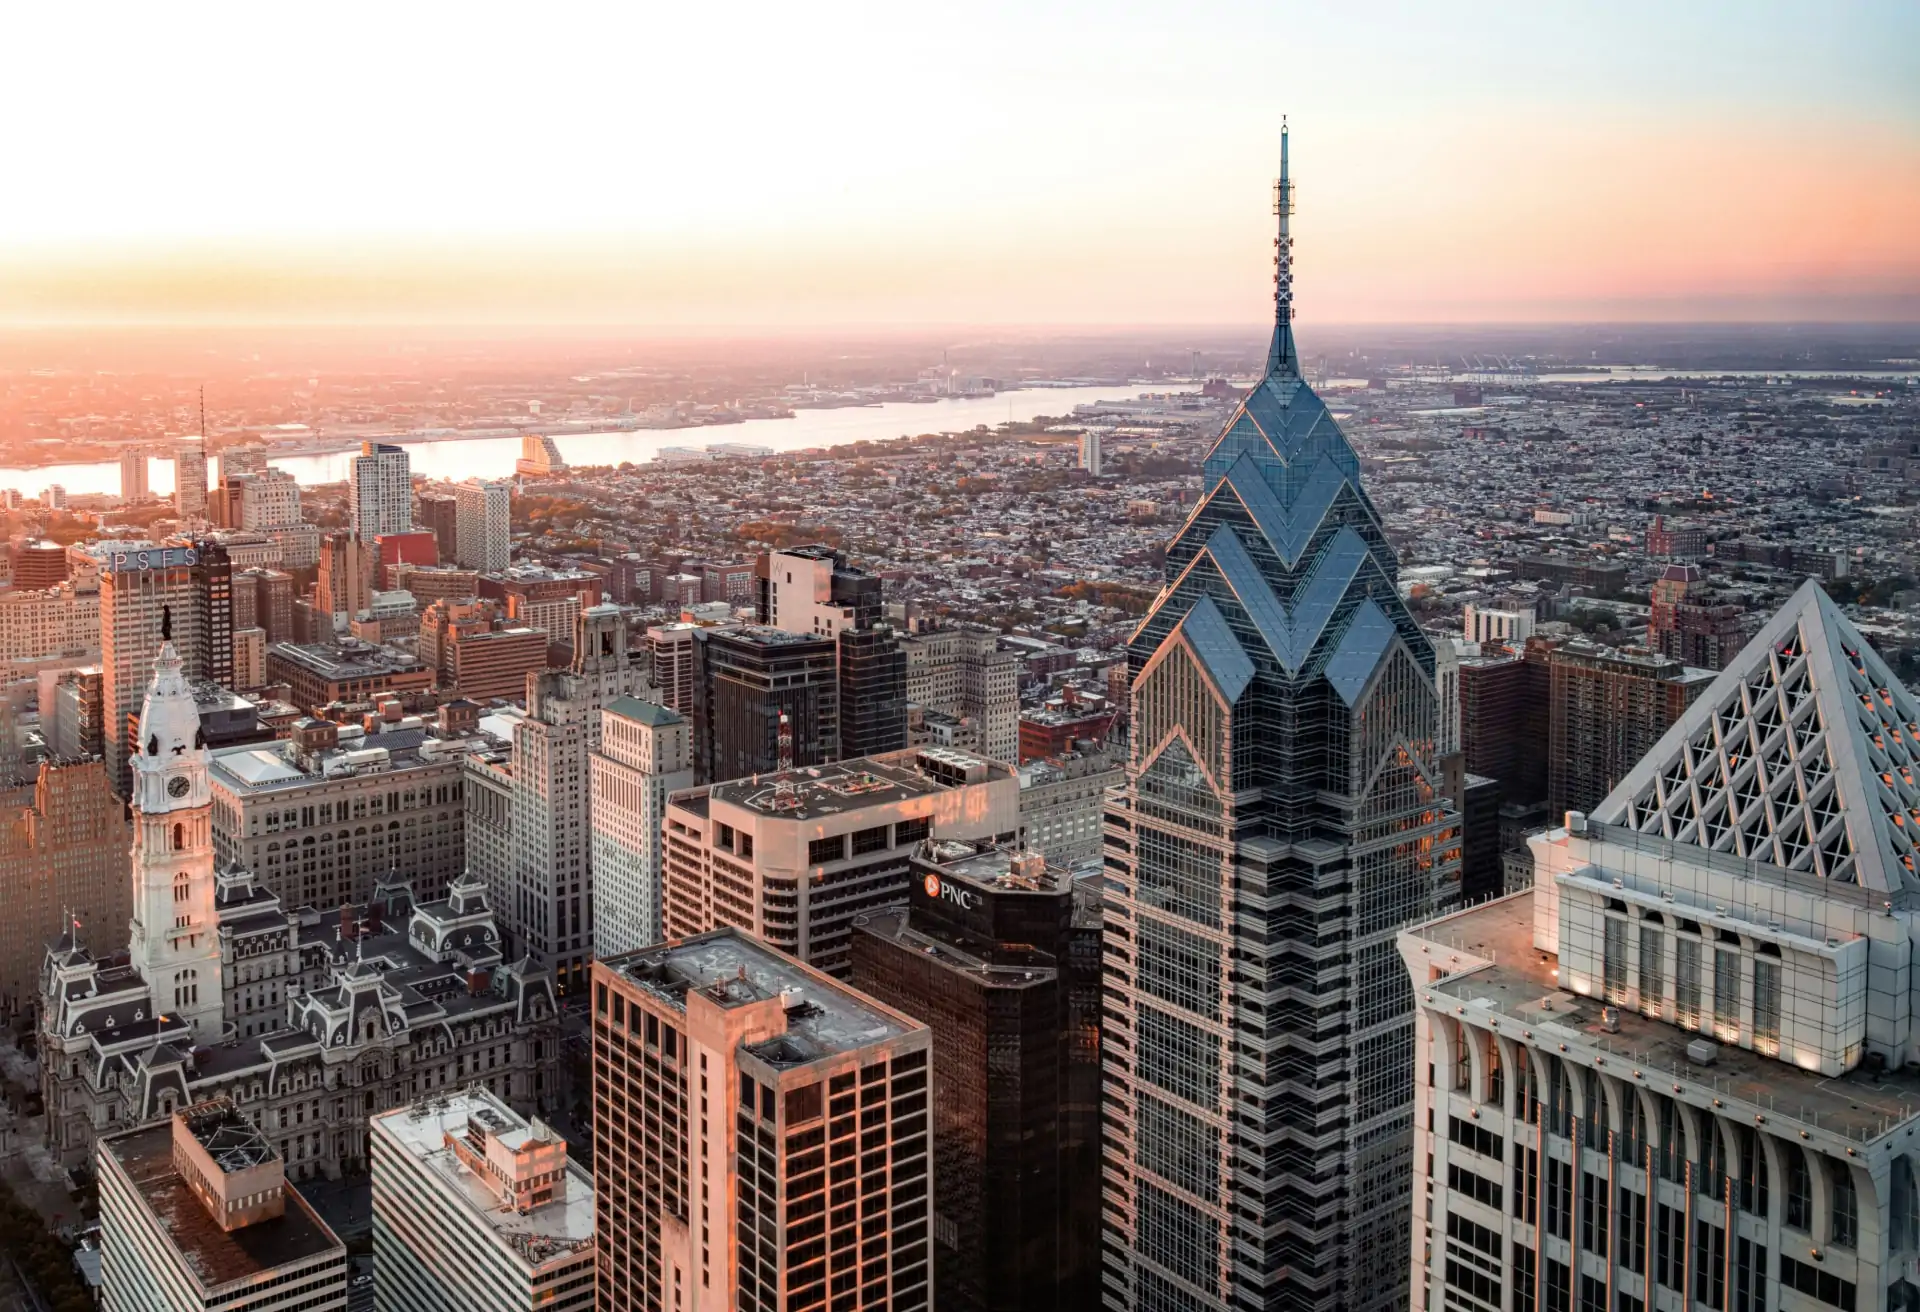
98,1100,347,1312
760,546,863,638
1017,748,1123,868
590,696,694,957
175,441,209,519
349,442,413,540
662,747,1020,977
508,606,649,995
1403,582,1920,1312
902,624,1019,765
1436,633,1466,757
1079,429,1104,475
125,640,227,1039
455,478,511,573
371,1089,594,1312
120,449,150,502
646,621,701,716
1464,603,1537,647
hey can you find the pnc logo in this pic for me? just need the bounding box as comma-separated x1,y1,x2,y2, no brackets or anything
922,872,979,911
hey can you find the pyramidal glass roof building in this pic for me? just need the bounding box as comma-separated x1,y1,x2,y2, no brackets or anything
1102,128,1462,1312
1401,581,1920,1312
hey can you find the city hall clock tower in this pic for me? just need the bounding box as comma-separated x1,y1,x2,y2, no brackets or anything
126,641,225,1040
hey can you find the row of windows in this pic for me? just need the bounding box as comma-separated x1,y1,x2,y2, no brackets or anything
243,786,461,833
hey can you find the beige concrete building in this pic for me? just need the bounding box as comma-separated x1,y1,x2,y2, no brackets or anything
390,563,481,607
233,626,266,690
98,543,206,796
507,606,649,995
1016,747,1123,868
593,928,933,1312
238,467,303,531
208,711,483,909
0,757,130,1011
1402,583,1920,1312
901,624,1019,764
461,730,516,932
0,581,99,666
662,747,1019,977
454,478,511,574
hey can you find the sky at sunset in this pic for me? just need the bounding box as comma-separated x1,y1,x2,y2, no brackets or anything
3,0,1915,326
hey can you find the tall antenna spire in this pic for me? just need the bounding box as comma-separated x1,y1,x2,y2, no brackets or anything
198,384,206,440
1267,117,1297,376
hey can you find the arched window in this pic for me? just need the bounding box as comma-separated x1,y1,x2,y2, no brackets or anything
1895,1157,1920,1252
172,823,185,851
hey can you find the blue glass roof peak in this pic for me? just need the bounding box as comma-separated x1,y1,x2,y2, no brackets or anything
1134,128,1437,699
1172,594,1255,704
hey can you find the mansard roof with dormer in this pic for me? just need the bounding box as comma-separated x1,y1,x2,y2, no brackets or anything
41,874,551,1125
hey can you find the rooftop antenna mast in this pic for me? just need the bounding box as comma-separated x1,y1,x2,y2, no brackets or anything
199,384,207,442
1268,117,1297,375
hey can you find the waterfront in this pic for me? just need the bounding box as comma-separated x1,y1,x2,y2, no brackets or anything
0,383,1154,497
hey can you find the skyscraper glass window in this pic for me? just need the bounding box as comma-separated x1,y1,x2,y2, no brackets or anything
1101,125,1460,1312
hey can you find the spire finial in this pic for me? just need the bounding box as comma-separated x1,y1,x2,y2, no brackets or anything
1267,119,1297,376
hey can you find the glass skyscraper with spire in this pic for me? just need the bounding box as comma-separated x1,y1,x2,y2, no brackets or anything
1101,128,1461,1312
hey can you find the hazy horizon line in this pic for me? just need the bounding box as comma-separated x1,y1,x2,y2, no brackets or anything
0,316,1915,335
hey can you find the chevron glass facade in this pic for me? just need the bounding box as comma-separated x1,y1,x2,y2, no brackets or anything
1101,129,1461,1312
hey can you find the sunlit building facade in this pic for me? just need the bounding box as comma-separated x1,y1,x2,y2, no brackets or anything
1101,129,1460,1312
1403,581,1920,1312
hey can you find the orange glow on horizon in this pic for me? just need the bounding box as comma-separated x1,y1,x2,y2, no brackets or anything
0,6,1913,327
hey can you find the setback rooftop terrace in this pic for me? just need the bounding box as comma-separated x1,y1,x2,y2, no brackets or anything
1409,891,1920,1147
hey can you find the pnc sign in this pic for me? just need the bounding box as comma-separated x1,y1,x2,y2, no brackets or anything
921,872,979,911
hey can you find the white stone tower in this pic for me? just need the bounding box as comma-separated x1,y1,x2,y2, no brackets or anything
126,641,224,1040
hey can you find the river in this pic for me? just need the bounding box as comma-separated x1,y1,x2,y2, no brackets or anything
0,383,1158,498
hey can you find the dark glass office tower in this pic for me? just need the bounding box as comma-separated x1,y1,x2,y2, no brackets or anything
1101,127,1460,1312
692,624,840,782
850,841,1102,1312
754,544,907,762
838,625,908,759
189,538,233,689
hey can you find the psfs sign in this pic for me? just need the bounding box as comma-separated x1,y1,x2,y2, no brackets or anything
111,547,199,572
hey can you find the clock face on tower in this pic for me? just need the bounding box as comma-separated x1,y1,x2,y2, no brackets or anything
168,776,191,799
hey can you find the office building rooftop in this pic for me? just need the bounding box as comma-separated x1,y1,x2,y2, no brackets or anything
99,1117,342,1293
611,928,916,1061
372,1091,593,1265
265,641,427,679
706,748,1003,823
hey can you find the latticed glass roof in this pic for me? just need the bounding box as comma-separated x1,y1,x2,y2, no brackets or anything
1597,580,1920,893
